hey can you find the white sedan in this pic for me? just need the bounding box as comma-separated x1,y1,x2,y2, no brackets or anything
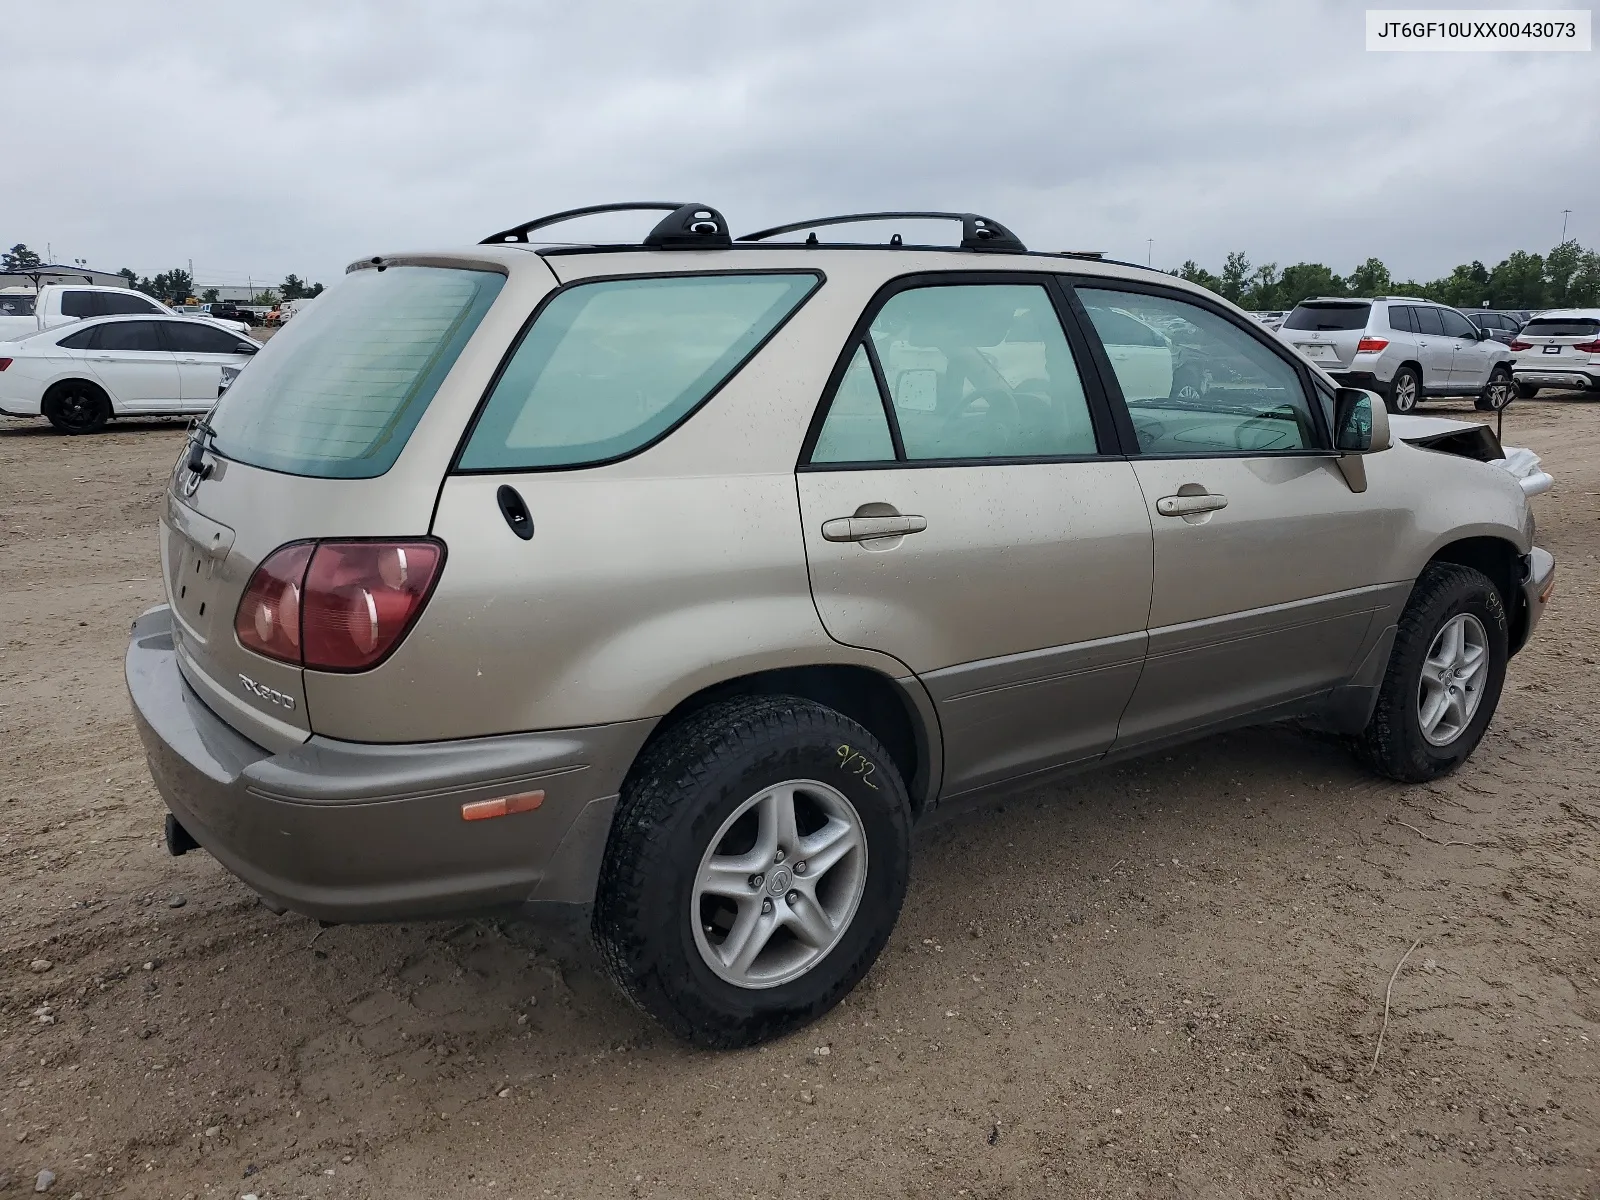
0,315,260,434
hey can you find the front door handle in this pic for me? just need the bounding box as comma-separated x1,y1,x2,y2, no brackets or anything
821,513,927,542
1155,493,1228,517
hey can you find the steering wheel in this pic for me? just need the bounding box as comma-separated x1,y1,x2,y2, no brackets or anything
942,384,1021,440
1233,415,1294,452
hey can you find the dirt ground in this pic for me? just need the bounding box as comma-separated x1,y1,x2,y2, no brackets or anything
1,395,1596,1200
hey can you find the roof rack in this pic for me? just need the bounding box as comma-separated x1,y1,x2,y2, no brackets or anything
479,202,732,250
738,211,1026,253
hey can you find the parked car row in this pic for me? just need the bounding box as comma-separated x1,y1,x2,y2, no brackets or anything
0,313,260,432
0,284,251,341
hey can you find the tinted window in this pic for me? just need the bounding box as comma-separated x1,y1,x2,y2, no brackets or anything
56,325,98,349
164,320,246,354
1386,305,1416,333
460,273,819,471
1439,308,1478,338
59,291,100,318
94,321,167,352
1413,306,1445,336
100,292,162,316
811,345,895,463
0,293,35,316
210,266,505,480
1521,317,1600,338
1282,302,1370,331
865,283,1098,461
1080,288,1315,454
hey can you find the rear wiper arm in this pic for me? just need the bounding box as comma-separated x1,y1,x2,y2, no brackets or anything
184,416,218,476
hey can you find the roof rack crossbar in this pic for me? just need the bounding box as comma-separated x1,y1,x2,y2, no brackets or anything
479,202,732,249
738,211,1025,253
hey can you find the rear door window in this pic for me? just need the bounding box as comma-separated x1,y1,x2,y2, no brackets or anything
1282,303,1370,331
1414,307,1445,336
60,290,101,318
1387,305,1416,333
164,320,247,354
208,265,506,479
458,272,820,471
94,321,168,352
101,292,163,315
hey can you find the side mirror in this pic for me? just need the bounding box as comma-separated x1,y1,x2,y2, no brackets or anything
892,368,938,413
1334,387,1390,453
1477,326,1492,340
235,342,257,355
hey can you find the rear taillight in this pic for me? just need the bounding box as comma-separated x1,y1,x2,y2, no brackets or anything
1356,337,1389,353
0,358,12,371
235,543,313,664
1508,339,1532,351
1573,339,1600,353
234,540,444,672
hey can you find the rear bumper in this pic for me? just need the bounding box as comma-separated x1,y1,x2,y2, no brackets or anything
1329,370,1387,392
125,605,655,923
1513,548,1556,655
1511,368,1598,390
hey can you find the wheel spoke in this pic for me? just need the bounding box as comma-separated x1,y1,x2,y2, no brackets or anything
755,786,801,862
782,888,836,949
699,856,759,900
719,901,778,977
798,818,861,880
1418,684,1450,736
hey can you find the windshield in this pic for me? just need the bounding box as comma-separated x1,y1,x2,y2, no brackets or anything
1520,317,1599,338
1282,302,1370,332
208,265,505,479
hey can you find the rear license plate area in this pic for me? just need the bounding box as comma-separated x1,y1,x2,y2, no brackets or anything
1543,345,1562,354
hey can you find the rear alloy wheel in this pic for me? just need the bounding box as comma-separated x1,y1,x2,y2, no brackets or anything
1355,563,1508,782
43,382,112,434
1476,369,1514,411
1386,366,1421,414
593,695,912,1048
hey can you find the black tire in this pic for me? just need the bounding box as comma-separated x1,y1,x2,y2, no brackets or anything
1385,366,1421,414
1355,563,1508,783
1475,368,1514,412
592,695,913,1048
1514,382,1539,400
43,381,112,434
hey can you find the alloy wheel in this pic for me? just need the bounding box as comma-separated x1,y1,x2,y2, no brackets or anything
1417,612,1489,746
1392,373,1418,412
691,779,868,989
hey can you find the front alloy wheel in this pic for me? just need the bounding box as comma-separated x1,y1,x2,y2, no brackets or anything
1416,612,1489,746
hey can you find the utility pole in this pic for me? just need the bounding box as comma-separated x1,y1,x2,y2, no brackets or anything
1560,209,1572,242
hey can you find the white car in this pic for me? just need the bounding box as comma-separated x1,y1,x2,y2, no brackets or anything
0,284,251,343
0,314,260,433
1509,308,1600,396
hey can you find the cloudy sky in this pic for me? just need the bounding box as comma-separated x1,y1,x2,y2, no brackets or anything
8,0,1596,291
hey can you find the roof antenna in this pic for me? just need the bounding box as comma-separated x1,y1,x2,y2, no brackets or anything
805,231,818,246
889,233,903,247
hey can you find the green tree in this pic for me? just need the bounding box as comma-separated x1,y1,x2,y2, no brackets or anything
1219,251,1251,305
1275,262,1346,309
1565,248,1600,307
201,288,220,304
1428,263,1491,309
1242,262,1280,311
308,281,325,297
2,244,43,272
253,291,278,306
1173,260,1223,294
118,267,138,288
1486,251,1545,309
1545,240,1585,306
1348,257,1392,296
280,274,307,301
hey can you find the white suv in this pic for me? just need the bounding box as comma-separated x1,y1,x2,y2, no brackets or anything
1278,298,1515,413
1509,309,1600,397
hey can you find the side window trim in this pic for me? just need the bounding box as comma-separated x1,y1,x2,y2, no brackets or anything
797,269,1125,471
1056,274,1335,456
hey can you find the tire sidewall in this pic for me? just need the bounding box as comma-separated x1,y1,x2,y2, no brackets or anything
45,385,110,434
601,701,911,1044
1393,579,1508,776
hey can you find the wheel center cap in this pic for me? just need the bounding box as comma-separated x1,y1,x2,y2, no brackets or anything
767,866,793,896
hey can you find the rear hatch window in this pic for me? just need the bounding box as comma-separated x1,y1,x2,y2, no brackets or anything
207,265,505,479
457,272,820,471
1282,302,1371,331
1520,317,1599,338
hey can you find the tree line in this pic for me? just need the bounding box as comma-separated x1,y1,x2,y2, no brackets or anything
1173,239,1600,313
1,243,323,306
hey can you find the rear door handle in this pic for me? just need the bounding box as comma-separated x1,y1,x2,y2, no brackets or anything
1156,493,1228,517
821,514,927,542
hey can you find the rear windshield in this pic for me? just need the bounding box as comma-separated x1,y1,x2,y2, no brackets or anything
208,265,504,479
1521,317,1600,338
458,272,821,471
1282,302,1371,331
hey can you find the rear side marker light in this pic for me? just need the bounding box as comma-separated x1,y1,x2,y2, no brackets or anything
1573,339,1600,353
235,539,445,672
461,791,545,821
1508,340,1532,351
1356,337,1388,353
